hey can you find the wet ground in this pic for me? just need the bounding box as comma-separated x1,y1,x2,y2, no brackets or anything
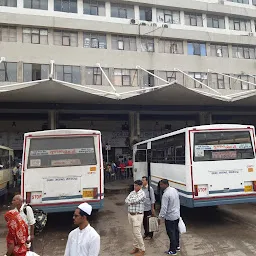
1,193,256,256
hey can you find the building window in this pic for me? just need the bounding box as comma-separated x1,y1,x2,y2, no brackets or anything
207,15,225,29
229,18,251,31
55,65,80,84
24,0,48,10
210,44,229,57
111,35,136,51
211,73,229,89
83,0,105,16
54,0,77,13
139,7,152,21
157,9,180,24
188,42,207,56
23,28,48,45
227,0,249,4
159,39,183,54
189,72,208,88
113,69,137,86
54,30,78,47
0,26,17,42
253,0,256,5
166,71,176,83
142,70,155,87
23,63,49,82
141,38,154,52
232,45,255,59
83,33,107,49
185,13,203,27
0,62,17,82
0,0,16,7
85,67,109,85
111,3,134,19
234,75,250,90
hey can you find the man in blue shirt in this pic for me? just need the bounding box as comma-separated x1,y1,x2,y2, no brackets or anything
158,179,180,255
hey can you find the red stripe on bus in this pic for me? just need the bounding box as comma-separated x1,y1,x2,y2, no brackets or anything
27,133,100,138
98,134,102,201
188,130,194,199
190,128,253,132
22,135,29,199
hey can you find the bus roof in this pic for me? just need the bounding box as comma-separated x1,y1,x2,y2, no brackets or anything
0,145,13,151
134,124,254,147
25,129,101,137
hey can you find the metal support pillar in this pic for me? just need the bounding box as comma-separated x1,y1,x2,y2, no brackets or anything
199,112,212,125
48,110,58,130
129,112,141,146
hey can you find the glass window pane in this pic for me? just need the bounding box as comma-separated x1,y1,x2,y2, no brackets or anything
40,0,48,10
64,65,71,73
55,65,64,80
24,0,32,8
32,34,39,44
23,63,32,82
70,0,77,13
200,44,206,56
7,63,17,82
72,66,80,84
54,0,61,11
41,64,49,79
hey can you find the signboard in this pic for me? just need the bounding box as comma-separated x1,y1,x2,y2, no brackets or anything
105,144,111,151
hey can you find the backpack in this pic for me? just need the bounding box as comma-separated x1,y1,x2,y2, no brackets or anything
23,205,47,235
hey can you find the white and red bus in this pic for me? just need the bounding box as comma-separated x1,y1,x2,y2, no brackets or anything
21,129,104,213
133,124,256,207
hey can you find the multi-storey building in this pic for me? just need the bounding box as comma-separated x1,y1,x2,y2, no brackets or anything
1,0,256,159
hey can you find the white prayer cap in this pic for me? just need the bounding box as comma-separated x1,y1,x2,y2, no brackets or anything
78,202,92,215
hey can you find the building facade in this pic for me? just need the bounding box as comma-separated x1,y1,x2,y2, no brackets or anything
1,0,256,160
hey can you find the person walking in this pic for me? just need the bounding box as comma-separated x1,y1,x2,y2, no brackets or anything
64,202,100,256
158,179,180,255
4,210,29,256
142,176,155,240
12,195,35,247
125,180,146,256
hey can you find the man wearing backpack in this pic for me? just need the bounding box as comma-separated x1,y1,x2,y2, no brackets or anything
12,195,36,248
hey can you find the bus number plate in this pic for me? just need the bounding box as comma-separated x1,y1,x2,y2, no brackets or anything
83,190,93,198
244,185,253,192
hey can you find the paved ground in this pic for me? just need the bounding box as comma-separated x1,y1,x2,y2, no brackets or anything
1,192,256,255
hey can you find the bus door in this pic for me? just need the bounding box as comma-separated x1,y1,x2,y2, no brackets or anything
134,149,148,180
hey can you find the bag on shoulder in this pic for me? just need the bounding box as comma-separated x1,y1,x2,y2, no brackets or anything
24,204,47,235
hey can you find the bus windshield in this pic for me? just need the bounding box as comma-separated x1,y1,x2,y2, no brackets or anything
28,136,97,168
193,130,254,162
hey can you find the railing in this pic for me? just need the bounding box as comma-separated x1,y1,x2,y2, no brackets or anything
104,166,133,183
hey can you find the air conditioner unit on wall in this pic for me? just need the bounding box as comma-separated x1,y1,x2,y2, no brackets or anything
130,19,137,25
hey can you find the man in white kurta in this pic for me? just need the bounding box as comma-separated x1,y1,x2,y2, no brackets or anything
64,203,100,256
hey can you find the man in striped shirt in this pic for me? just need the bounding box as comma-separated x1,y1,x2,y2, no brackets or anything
125,180,146,256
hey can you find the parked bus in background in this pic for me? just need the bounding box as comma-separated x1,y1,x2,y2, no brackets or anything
0,146,14,197
22,129,104,213
133,124,256,208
